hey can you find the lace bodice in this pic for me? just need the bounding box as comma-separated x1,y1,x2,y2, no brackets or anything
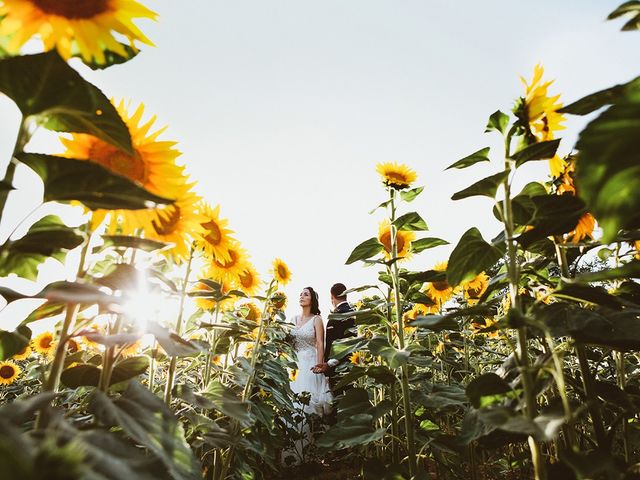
292,315,318,354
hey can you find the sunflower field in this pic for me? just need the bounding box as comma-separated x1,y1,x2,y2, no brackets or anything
1,2,640,480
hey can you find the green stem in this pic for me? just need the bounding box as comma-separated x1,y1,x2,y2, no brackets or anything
388,189,417,476
164,248,194,404
554,238,606,449
616,350,630,462
385,302,400,465
203,303,221,389
502,145,545,479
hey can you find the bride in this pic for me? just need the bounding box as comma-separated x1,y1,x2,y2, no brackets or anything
283,287,332,465
290,286,333,416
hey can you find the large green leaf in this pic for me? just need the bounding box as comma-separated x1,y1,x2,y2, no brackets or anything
0,51,132,153
0,281,123,310
574,84,640,241
410,315,459,332
0,215,84,280
451,171,509,201
512,139,561,167
146,322,204,357
400,186,424,202
485,110,510,134
446,147,491,170
608,2,640,30
16,152,172,210
316,414,385,450
559,77,640,115
517,194,587,247
410,237,449,254
0,326,31,361
466,373,513,409
101,235,170,252
447,227,504,287
494,182,547,225
393,211,428,231
345,237,383,265
367,336,409,368
199,381,253,426
89,381,201,480
61,364,101,388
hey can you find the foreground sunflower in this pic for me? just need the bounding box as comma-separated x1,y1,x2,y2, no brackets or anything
241,302,261,322
424,262,455,307
515,64,566,176
376,162,417,190
0,0,157,64
270,291,288,310
32,331,56,357
567,213,596,243
0,361,21,385
196,203,235,263
272,258,292,285
61,101,203,261
377,219,415,261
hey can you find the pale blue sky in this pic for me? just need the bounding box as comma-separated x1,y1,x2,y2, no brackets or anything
0,1,636,319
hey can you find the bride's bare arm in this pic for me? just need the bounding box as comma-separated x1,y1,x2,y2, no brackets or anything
314,316,325,366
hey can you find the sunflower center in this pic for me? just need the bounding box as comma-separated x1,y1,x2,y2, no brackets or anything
88,141,147,185
152,206,181,236
215,250,239,269
0,365,15,379
432,281,450,292
239,270,254,288
39,336,53,349
32,0,110,19
380,230,406,254
203,220,222,245
277,265,288,279
386,172,409,185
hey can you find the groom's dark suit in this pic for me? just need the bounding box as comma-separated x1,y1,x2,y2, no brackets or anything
324,301,356,392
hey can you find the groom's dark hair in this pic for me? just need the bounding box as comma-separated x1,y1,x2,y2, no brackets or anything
330,283,347,301
305,286,321,315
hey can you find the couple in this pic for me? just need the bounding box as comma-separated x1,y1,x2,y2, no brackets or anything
289,283,355,417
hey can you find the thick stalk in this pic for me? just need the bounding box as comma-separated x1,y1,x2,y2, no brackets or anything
149,340,158,393
203,303,221,388
554,239,606,448
164,249,194,404
389,190,417,476
99,314,124,391
502,152,545,479
386,306,400,464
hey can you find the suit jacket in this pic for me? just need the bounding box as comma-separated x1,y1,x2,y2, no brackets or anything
324,302,356,379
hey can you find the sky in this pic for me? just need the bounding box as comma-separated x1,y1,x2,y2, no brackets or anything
0,1,637,323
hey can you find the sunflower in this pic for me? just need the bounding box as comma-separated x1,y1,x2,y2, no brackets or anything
60,100,201,261
237,264,262,296
148,188,207,263
463,272,490,305
635,240,640,260
376,162,417,190
270,291,288,310
424,262,455,307
32,331,56,357
377,219,415,260
11,345,32,361
404,302,438,323
567,213,596,243
289,369,298,382
434,341,445,356
195,203,235,263
271,258,292,285
0,0,157,64
66,338,83,353
207,242,250,285
516,64,566,175
0,361,21,385
349,351,363,365
470,317,500,339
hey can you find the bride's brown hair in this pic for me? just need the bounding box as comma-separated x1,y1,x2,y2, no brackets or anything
305,286,321,315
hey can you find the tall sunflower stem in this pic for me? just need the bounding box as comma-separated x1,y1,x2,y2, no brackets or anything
554,237,606,449
385,295,400,465
502,148,545,479
389,190,418,476
204,303,221,389
164,248,194,405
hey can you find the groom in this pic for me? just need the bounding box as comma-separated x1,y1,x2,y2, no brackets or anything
312,283,356,393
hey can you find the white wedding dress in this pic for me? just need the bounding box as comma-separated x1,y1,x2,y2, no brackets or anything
290,314,333,415
283,315,333,465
